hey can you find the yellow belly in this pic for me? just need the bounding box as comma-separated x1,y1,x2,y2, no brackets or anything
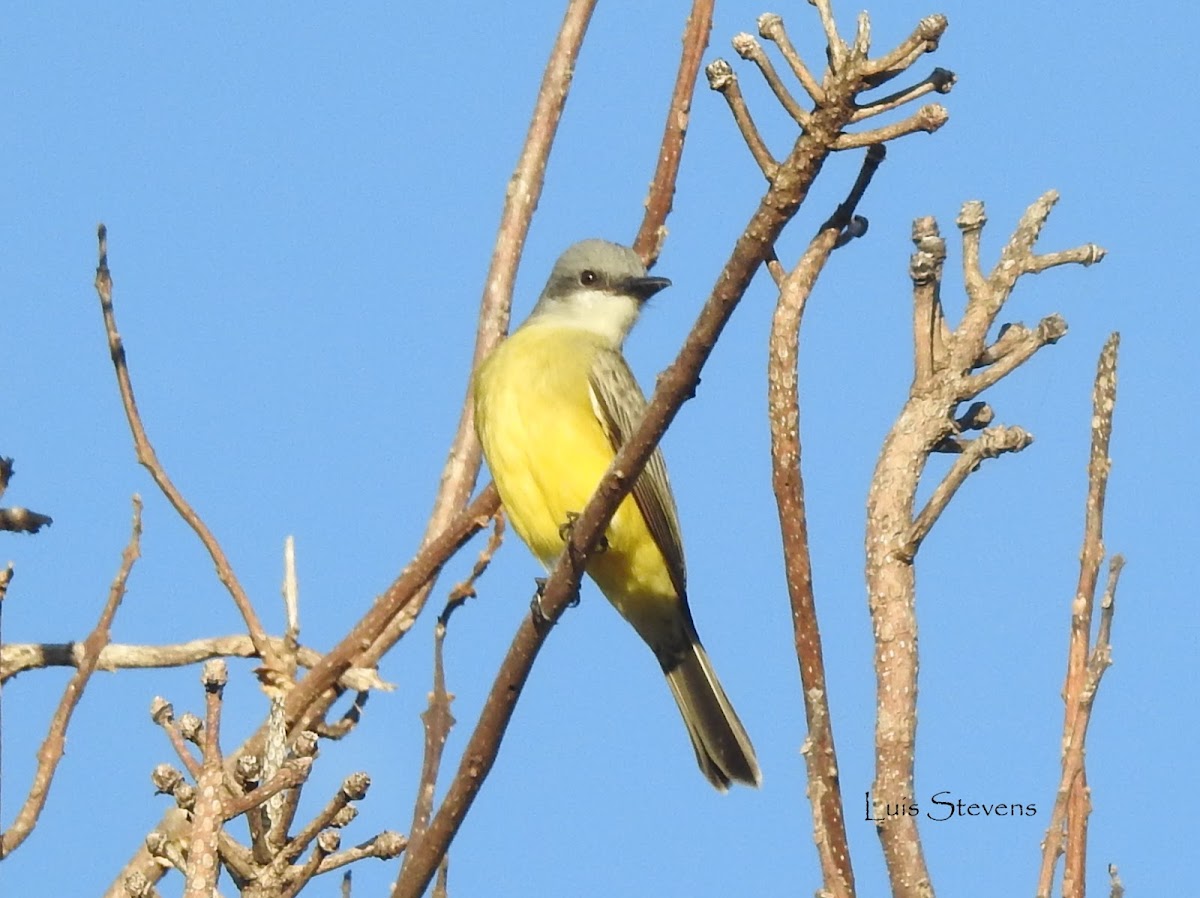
473,323,678,625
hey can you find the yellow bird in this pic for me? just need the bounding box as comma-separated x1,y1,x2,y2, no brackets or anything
473,239,760,790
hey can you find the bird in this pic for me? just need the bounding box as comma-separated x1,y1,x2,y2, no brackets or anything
472,238,760,790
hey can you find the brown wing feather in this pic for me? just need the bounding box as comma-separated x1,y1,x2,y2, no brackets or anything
587,349,687,598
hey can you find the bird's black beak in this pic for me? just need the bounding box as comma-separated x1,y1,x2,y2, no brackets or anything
625,275,672,302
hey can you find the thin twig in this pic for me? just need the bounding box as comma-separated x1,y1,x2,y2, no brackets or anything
384,0,602,654
757,13,824,104
906,426,1035,554
860,15,948,86
633,0,714,265
2,635,389,689
1039,335,1121,898
271,771,368,872
706,60,778,178
810,0,847,71
0,496,141,857
317,832,407,873
93,228,279,673
851,68,955,123
222,758,314,820
400,510,501,884
398,620,456,884
150,699,204,781
833,103,948,149
732,32,810,128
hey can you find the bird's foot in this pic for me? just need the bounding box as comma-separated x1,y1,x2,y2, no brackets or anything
557,511,580,542
529,576,581,628
558,511,608,554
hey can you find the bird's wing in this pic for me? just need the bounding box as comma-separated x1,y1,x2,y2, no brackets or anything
588,348,687,597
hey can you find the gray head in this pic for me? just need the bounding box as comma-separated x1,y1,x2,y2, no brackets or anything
527,239,671,345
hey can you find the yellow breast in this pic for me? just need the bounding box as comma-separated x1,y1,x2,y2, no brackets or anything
473,322,676,613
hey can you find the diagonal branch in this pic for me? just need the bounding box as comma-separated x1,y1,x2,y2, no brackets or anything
93,230,279,673
733,32,810,128
706,60,778,178
757,13,824,104
904,426,1035,556
859,15,948,86
1,496,141,857
633,0,714,266
363,0,601,668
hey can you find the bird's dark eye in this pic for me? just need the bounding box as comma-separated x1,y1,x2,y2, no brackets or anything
579,269,598,286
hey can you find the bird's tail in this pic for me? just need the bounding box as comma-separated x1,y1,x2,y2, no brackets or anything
661,637,761,791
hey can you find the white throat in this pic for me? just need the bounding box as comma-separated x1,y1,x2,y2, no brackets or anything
527,287,641,347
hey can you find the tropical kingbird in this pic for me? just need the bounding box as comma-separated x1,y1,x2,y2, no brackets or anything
473,239,760,790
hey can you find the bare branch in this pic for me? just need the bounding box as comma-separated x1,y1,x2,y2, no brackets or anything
833,103,948,149
93,229,279,673
868,192,1103,896
398,512,503,886
909,216,948,388
860,14,948,86
1108,864,1125,898
962,315,1068,397
906,426,1035,555
221,757,314,820
1,496,140,857
1040,334,1121,898
317,831,407,874
633,0,714,265
851,68,955,123
810,0,847,71
271,772,370,873
280,484,497,738
2,634,389,689
150,698,204,781
732,32,810,127
768,146,886,898
757,13,824,103
398,619,457,886
1037,554,1123,898
706,60,778,178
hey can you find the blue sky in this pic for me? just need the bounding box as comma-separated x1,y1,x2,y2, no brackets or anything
2,2,1194,896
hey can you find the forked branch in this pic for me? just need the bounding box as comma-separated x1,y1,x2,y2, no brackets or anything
866,195,1105,896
